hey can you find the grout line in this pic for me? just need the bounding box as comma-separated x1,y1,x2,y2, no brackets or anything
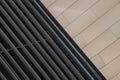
47,0,58,8
48,0,79,18
109,72,120,80
90,54,106,70
99,51,120,80
50,0,79,27
56,0,79,18
81,18,120,50
64,0,100,28
86,19,120,60
109,25,120,39
72,2,120,39
98,55,106,70
99,38,120,68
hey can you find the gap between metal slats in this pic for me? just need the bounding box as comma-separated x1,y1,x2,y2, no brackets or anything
0,43,30,80
0,55,19,80
20,0,85,80
0,16,50,80
8,0,79,79
0,72,7,80
0,0,68,79
0,26,41,80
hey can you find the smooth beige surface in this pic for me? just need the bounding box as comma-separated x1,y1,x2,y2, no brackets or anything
100,39,120,64
117,73,120,79
65,10,97,38
41,0,120,79
83,30,117,58
91,55,105,69
111,77,119,80
101,56,120,79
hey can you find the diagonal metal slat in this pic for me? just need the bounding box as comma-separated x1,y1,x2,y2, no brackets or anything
0,28,41,80
0,56,19,80
6,0,79,79
0,1,66,79
22,0,84,78
0,43,30,80
0,16,50,80
0,72,7,80
18,0,85,79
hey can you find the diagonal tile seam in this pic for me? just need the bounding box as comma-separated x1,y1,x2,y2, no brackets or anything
54,0,80,27
87,33,117,61
81,25,120,64
57,12,71,28
109,72,120,80
51,0,79,18
47,0,58,8
91,54,106,70
81,18,120,50
87,18,120,58
78,34,88,48
117,73,120,79
64,0,100,28
71,2,120,39
100,55,120,79
109,24,120,39
99,55,106,69
94,38,120,68
98,44,120,79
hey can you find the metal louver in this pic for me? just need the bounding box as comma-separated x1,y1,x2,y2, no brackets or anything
0,0,106,80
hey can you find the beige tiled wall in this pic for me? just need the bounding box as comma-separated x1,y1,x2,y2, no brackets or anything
41,0,120,79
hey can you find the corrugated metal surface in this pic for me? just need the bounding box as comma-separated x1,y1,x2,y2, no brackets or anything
0,0,105,80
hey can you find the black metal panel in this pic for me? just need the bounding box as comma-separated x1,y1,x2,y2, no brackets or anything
0,0,106,80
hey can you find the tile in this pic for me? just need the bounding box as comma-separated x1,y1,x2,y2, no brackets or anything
117,73,120,79
63,0,98,23
91,55,105,69
100,39,120,64
41,0,56,7
110,20,120,38
100,56,120,79
65,10,97,38
81,4,120,43
91,0,120,17
73,34,87,48
48,0,76,17
56,14,69,28
110,76,119,80
83,30,116,58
